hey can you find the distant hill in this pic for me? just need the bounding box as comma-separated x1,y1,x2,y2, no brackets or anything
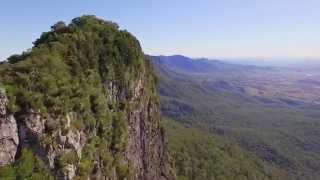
150,55,217,73
150,55,275,75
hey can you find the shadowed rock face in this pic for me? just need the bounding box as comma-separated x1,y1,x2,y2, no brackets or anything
123,78,172,180
0,91,19,166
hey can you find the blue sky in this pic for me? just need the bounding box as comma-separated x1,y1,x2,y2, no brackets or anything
1,0,320,60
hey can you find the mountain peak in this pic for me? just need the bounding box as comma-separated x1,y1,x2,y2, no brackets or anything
0,16,173,180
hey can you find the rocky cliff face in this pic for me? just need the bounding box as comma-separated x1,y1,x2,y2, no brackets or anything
123,79,170,180
0,16,173,180
0,90,19,166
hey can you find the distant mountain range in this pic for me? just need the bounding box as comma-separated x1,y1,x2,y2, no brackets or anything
151,55,320,107
150,55,275,74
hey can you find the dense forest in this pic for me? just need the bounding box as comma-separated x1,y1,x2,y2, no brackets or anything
164,119,288,180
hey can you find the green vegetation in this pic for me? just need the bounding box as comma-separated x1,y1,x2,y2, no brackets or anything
1,15,144,116
154,56,320,180
0,149,53,180
165,119,288,180
0,15,157,179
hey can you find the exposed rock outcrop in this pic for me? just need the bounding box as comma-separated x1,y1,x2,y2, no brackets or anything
0,91,19,166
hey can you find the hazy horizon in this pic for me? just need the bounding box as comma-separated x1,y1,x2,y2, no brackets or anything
1,0,320,61
150,54,320,68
